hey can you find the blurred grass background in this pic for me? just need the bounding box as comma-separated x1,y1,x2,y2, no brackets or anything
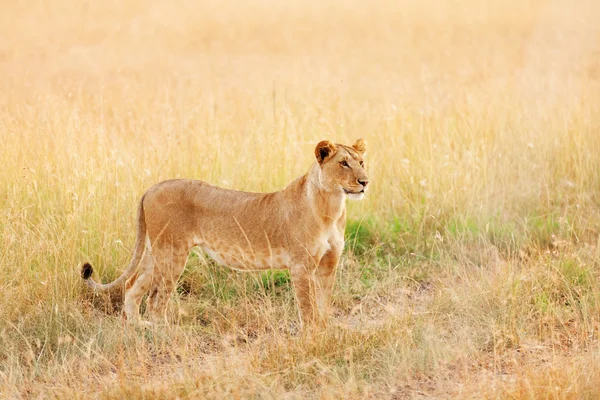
1,0,600,397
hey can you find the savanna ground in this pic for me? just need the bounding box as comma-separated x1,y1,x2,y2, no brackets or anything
1,0,600,398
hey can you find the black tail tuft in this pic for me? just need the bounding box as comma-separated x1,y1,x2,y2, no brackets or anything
81,262,94,280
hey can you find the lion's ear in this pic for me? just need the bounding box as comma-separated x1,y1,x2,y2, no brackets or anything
352,138,366,155
315,140,337,164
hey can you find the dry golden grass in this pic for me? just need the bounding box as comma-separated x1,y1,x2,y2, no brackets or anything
1,0,600,398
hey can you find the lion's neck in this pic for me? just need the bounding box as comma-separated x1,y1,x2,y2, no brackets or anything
295,163,346,224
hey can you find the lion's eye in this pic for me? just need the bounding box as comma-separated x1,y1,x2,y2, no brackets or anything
359,161,364,167
340,160,349,168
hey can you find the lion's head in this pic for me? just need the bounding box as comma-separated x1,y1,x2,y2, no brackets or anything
314,139,369,200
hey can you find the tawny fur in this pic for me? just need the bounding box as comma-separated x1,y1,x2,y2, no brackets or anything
81,139,369,327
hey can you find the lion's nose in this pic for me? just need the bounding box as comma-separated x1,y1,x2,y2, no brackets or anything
358,179,369,187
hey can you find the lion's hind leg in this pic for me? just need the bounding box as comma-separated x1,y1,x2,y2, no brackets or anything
145,247,189,325
123,250,154,323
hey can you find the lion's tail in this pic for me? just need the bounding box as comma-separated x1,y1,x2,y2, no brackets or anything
81,195,147,292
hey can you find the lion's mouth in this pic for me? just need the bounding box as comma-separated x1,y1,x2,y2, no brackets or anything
343,188,365,195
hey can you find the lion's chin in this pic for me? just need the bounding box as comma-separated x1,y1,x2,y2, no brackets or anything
346,192,365,201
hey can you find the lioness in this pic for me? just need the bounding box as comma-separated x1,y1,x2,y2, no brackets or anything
81,139,369,327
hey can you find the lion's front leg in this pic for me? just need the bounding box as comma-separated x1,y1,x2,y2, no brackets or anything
290,264,318,327
314,246,342,325
290,246,342,328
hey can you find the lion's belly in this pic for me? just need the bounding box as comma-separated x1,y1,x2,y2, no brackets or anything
193,228,343,271
198,243,291,271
